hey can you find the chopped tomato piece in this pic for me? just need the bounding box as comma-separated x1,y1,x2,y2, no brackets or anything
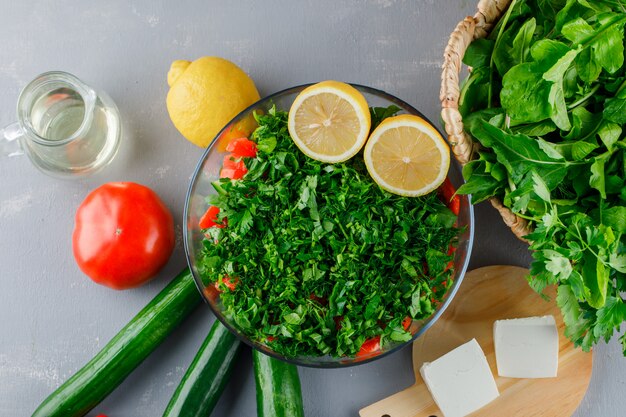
199,206,226,229
439,178,460,215
309,293,328,305
220,275,239,291
226,137,257,158
402,317,412,331
220,167,247,179
356,336,381,358
220,152,248,179
439,177,455,201
221,151,251,179
445,244,456,272
333,316,344,330
266,336,277,342
223,154,247,171
203,284,220,303
204,275,238,299
448,195,460,216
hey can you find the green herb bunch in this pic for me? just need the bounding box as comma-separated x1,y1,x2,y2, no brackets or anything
198,107,460,358
458,0,626,353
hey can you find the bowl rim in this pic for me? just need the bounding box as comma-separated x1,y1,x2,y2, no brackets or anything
183,82,475,368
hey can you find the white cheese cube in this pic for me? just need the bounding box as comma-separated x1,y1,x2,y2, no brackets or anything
493,315,558,378
420,338,499,417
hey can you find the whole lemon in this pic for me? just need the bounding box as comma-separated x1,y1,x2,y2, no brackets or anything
166,57,260,147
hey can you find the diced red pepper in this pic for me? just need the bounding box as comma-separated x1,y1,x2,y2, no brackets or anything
199,206,226,229
439,178,460,215
226,137,257,158
356,336,381,358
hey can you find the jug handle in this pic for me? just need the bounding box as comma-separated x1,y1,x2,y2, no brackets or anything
0,122,24,157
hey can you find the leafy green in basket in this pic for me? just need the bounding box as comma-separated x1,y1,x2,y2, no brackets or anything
457,0,626,354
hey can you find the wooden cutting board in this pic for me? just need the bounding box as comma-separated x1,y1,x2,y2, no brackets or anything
359,265,593,417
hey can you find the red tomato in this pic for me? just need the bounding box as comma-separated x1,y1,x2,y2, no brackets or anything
95,415,108,417
221,154,248,179
199,206,226,229
203,284,220,303
72,182,175,290
221,275,239,291
402,316,412,331
356,336,381,358
309,293,328,306
220,167,247,180
445,244,456,272
226,137,257,158
203,275,239,302
439,178,460,215
222,154,246,171
333,316,344,330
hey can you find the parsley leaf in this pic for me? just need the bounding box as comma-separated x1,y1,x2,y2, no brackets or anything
370,105,402,131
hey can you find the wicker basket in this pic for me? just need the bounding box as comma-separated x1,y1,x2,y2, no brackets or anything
440,0,532,242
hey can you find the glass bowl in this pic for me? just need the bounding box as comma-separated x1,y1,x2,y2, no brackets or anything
183,84,474,368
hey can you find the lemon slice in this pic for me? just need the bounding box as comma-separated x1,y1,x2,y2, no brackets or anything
288,81,371,163
364,114,450,197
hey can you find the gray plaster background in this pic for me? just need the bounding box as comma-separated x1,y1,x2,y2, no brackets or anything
0,1,624,416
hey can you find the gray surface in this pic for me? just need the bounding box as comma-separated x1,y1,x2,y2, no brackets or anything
0,1,624,416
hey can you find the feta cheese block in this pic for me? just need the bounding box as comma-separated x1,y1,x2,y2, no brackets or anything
493,315,559,378
420,338,499,417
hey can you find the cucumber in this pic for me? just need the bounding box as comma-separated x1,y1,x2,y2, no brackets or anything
32,268,201,417
253,350,305,417
163,320,242,417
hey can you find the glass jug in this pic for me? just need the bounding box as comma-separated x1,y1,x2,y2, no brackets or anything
0,71,121,178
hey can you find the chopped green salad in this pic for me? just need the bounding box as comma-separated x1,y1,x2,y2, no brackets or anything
197,107,461,358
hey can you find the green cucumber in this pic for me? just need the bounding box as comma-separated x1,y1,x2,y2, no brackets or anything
32,268,201,417
163,320,242,417
253,350,305,417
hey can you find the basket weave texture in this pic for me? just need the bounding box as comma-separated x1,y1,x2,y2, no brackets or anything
440,0,532,242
